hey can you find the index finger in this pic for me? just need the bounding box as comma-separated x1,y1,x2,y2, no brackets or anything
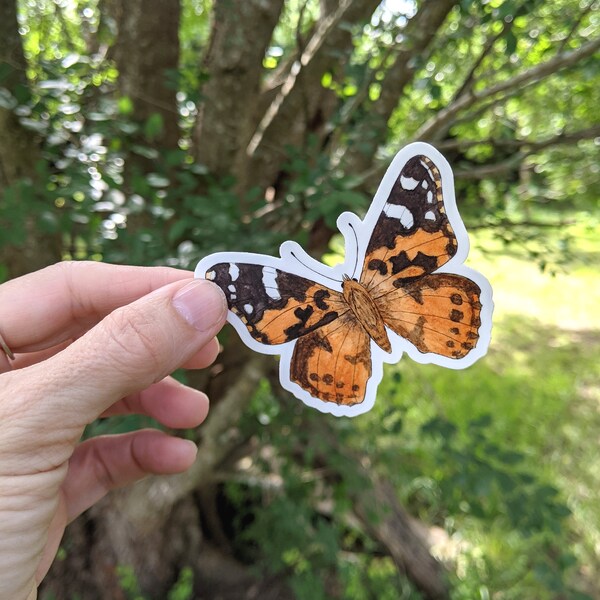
0,261,192,352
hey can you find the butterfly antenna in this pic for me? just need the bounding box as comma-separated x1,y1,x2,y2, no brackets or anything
348,222,360,278
290,251,340,283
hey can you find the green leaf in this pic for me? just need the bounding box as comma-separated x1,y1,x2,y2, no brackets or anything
144,113,164,140
505,30,518,55
0,87,17,110
146,173,170,187
118,96,134,115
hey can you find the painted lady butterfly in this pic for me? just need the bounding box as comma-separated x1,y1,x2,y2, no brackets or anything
195,142,493,417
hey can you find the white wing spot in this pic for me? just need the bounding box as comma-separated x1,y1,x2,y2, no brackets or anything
228,284,236,293
229,263,239,281
230,294,237,300
400,175,418,190
424,210,436,221
206,270,216,280
383,203,414,229
244,304,254,313
262,267,281,300
422,180,428,189
427,190,434,203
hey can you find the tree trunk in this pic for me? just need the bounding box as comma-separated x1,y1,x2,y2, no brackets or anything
0,0,62,278
107,0,181,150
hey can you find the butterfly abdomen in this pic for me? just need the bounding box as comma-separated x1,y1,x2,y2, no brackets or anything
342,278,392,353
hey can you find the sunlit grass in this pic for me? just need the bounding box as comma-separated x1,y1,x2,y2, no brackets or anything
357,223,600,597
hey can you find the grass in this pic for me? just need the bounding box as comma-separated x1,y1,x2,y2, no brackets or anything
357,223,600,598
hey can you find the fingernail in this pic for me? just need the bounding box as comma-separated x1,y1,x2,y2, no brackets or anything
179,438,199,456
172,280,227,332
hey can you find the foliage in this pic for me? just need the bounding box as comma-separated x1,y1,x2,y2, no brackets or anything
1,0,599,598
222,230,600,599
117,565,195,600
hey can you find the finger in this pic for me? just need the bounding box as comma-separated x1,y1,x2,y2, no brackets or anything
0,335,219,375
26,278,227,425
3,332,220,376
0,261,192,353
180,336,221,370
0,340,72,374
101,376,209,428
62,430,197,522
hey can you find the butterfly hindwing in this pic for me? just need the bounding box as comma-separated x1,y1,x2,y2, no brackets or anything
361,154,458,296
290,312,372,406
374,273,482,359
205,261,348,345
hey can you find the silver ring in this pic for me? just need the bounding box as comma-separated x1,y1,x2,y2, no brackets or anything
0,331,15,360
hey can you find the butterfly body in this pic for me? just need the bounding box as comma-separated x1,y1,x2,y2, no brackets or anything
342,276,392,353
196,142,493,417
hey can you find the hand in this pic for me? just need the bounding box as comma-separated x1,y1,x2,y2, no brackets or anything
0,261,227,599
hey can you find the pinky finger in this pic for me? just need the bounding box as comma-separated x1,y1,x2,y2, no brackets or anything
62,429,197,523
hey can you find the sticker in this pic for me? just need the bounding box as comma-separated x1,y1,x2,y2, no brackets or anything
195,142,493,417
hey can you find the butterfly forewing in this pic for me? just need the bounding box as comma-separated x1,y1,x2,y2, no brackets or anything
361,155,458,296
206,262,348,345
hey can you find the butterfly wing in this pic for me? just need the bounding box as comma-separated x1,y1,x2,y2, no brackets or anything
360,154,457,295
358,150,486,361
205,259,373,406
289,312,372,405
205,261,348,346
373,273,482,358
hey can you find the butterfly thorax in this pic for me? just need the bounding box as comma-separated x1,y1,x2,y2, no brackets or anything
342,276,392,353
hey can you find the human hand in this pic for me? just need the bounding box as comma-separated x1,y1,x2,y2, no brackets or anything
0,261,227,600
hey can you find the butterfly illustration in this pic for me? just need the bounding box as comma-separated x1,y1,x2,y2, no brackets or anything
195,142,493,417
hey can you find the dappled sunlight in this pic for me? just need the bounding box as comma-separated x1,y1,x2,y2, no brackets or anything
357,227,600,596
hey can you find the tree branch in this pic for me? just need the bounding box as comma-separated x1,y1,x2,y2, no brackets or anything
558,1,595,53
448,2,528,105
438,124,600,151
341,0,459,174
416,36,600,140
113,355,270,529
243,0,381,190
354,479,450,600
452,124,600,180
246,0,354,157
300,416,451,600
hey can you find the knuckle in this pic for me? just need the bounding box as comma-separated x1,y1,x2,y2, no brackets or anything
47,259,86,278
90,442,117,491
102,304,165,377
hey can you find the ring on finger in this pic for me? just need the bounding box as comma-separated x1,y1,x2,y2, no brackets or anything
0,330,15,360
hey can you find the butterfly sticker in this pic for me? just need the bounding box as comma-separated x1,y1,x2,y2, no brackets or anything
195,142,493,417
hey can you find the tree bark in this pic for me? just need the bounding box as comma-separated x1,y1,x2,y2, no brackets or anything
0,0,62,278
107,0,182,149
354,480,450,600
194,0,286,178
0,0,38,186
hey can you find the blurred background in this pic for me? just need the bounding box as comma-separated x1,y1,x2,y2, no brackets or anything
1,0,599,598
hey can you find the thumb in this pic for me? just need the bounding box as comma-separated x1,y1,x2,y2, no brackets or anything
36,278,227,424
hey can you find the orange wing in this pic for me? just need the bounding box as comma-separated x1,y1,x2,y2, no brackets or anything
373,273,482,358
205,262,349,345
290,312,371,405
360,154,457,296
